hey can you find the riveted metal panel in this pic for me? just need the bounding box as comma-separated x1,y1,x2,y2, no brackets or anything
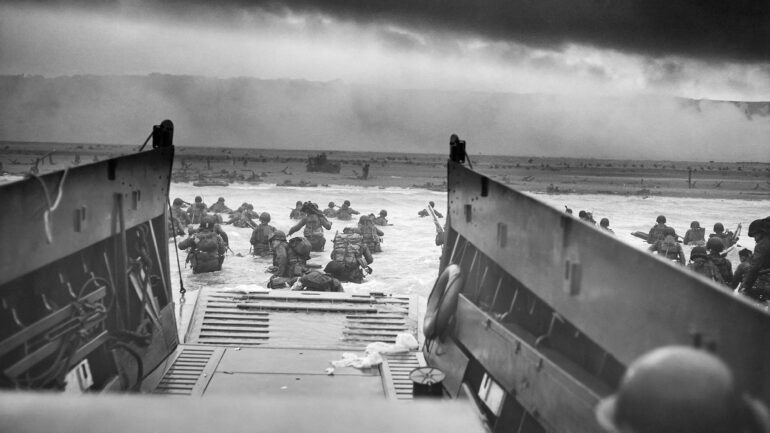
454,295,606,433
446,161,770,402
0,147,174,286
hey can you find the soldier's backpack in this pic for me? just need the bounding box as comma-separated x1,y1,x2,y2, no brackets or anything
195,231,221,254
288,237,312,261
299,271,343,292
711,256,733,280
253,225,274,244
337,208,352,221
331,233,364,269
688,257,723,283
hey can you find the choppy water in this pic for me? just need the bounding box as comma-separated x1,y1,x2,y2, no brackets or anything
162,183,766,333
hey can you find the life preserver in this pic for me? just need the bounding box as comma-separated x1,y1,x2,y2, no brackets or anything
423,264,464,339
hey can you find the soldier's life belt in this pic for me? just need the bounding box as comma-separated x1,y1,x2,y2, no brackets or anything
423,264,464,340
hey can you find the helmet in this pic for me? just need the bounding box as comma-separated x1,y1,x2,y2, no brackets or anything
269,230,286,242
200,215,217,230
328,201,335,208
707,237,725,252
246,203,254,210
217,197,225,202
324,261,345,277
195,196,203,203
595,346,740,433
380,209,387,216
429,201,435,207
691,221,700,229
343,200,351,206
690,246,708,260
738,248,752,260
358,215,370,225
656,215,666,224
302,201,319,213
296,201,302,206
578,210,588,219
600,218,609,227
173,198,184,206
713,222,724,233
259,212,271,223
748,218,768,237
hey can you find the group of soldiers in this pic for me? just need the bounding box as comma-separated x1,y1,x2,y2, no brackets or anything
566,207,616,234
565,205,770,305
168,196,394,291
644,214,770,304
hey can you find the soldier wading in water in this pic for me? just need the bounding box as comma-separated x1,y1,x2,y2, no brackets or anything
178,216,227,274
288,202,333,252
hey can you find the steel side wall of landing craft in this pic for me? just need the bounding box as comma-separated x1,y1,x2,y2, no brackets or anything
0,147,175,287
445,161,770,403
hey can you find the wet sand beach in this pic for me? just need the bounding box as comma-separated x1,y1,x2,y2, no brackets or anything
1,141,769,201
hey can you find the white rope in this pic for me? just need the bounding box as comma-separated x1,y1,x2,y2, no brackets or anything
32,168,69,244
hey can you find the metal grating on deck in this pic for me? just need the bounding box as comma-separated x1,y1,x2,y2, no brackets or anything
153,346,221,396
381,352,426,400
186,288,415,350
343,313,410,344
192,292,271,346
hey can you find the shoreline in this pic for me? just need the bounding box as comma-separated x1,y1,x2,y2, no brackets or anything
1,142,768,201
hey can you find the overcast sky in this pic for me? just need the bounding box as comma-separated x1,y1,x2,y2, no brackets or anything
2,1,769,100
1,1,769,160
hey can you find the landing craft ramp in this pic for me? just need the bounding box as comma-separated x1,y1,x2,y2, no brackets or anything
146,287,426,400
426,146,770,433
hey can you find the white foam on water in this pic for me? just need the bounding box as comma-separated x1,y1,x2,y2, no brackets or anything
168,182,767,334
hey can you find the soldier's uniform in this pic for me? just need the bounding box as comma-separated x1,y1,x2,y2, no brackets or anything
649,236,686,265
742,219,770,302
178,220,226,274
268,232,309,288
358,216,384,253
328,230,373,284
208,197,232,214
250,213,276,257
323,202,338,219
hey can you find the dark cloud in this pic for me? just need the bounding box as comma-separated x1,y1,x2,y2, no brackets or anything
126,0,770,62
12,1,770,61
7,1,770,63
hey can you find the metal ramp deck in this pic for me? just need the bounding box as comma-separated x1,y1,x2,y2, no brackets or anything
148,344,426,400
150,288,424,400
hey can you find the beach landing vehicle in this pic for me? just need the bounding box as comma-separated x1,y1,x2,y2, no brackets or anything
1,124,768,433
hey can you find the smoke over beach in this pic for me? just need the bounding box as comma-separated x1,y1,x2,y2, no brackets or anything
1,74,769,162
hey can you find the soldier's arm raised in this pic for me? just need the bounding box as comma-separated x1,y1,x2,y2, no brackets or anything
320,216,332,230
178,236,193,250
287,218,305,236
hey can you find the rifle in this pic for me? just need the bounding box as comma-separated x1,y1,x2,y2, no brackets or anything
426,203,444,236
